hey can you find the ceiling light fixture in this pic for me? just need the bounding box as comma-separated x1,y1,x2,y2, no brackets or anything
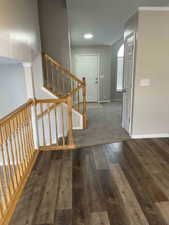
84,33,94,39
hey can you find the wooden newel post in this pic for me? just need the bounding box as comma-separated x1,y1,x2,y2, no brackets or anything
67,96,74,145
32,98,39,149
82,77,88,128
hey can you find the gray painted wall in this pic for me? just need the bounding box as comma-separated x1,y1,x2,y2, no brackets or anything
38,0,71,68
71,46,112,102
124,12,138,40
0,0,41,62
0,64,27,118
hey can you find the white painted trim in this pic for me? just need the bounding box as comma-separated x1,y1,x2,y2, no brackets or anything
22,62,32,68
23,65,35,98
131,133,169,139
23,64,39,148
71,104,83,130
138,7,169,11
31,105,39,149
41,86,57,99
73,126,83,130
122,33,136,135
98,100,111,103
97,54,101,103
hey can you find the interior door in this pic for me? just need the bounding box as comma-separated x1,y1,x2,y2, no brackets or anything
122,34,136,134
73,54,99,102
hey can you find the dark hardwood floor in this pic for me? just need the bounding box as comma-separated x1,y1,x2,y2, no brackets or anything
9,138,169,225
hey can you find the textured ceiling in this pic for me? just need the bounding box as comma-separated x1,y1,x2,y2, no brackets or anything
67,0,169,46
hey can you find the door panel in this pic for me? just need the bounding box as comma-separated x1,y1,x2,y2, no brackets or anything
73,54,99,102
122,34,136,134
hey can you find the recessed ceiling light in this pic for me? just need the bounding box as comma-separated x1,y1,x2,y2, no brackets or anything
84,33,93,39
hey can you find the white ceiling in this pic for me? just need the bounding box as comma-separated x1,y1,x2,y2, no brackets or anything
67,0,169,46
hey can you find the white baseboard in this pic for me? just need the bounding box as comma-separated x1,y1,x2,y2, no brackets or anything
131,133,169,139
73,126,83,130
98,100,111,103
138,7,169,11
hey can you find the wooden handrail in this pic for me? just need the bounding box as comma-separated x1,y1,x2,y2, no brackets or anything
42,52,88,129
35,97,75,149
0,99,38,225
0,95,77,225
0,99,33,125
82,77,88,128
37,103,56,119
43,53,84,85
67,84,84,97
0,73,88,225
35,98,67,104
67,96,74,145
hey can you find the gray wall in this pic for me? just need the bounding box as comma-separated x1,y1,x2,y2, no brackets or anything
38,0,70,68
125,9,169,137
0,64,27,118
111,39,123,102
124,12,139,40
0,0,41,62
71,46,112,102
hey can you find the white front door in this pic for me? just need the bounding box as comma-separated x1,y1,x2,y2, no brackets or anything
73,54,99,102
122,34,136,134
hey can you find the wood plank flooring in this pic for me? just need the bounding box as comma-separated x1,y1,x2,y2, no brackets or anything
9,138,169,225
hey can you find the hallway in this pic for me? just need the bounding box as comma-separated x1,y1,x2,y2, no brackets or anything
9,138,169,225
74,102,129,148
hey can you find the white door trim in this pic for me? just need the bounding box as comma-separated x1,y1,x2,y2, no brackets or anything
122,32,136,136
129,33,136,135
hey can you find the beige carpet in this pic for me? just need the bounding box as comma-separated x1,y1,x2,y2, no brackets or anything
73,102,129,148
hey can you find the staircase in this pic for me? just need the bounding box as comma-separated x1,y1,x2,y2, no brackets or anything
42,53,88,129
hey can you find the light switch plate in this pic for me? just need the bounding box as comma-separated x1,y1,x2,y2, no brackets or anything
139,78,151,87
